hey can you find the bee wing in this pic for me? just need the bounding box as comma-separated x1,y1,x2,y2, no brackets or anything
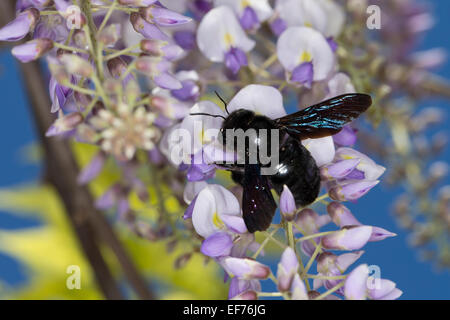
275,94,372,140
242,164,277,233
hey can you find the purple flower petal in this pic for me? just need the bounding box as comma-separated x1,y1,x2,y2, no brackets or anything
77,152,106,185
329,180,380,201
228,278,260,299
223,257,270,280
96,184,121,210
327,37,338,52
277,247,299,292
224,47,248,74
142,5,192,26
322,226,372,250
154,72,183,90
344,264,369,300
221,215,248,234
201,232,233,257
0,8,39,42
333,125,357,146
280,185,296,220
12,38,53,63
171,80,200,101
369,226,397,242
270,17,287,36
240,6,259,30
130,12,170,41
322,159,361,180
173,30,196,50
183,194,198,220
290,62,314,87
327,202,361,227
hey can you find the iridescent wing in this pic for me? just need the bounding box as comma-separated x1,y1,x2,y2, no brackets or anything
242,164,277,233
275,94,372,140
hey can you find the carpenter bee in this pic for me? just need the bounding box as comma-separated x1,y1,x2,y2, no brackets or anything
191,93,372,233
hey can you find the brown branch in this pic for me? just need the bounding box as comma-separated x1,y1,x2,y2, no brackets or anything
0,0,154,300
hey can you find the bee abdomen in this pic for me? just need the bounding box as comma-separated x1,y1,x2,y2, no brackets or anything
269,137,321,207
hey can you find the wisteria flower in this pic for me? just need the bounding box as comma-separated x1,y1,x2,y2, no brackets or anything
277,27,335,87
273,0,345,38
214,0,273,31
197,6,255,74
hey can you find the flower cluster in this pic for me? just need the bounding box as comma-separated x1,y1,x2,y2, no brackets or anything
3,0,448,298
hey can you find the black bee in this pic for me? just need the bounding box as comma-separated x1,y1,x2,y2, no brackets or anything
191,93,372,233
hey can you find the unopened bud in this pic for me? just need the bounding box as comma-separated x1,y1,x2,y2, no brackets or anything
46,112,84,137
60,54,94,78
98,24,120,46
139,5,192,26
12,38,54,63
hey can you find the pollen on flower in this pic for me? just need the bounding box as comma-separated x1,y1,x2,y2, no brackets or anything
213,211,224,228
241,0,251,9
299,51,312,63
224,32,235,47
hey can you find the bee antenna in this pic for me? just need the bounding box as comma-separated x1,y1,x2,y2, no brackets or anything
190,112,226,120
214,91,229,115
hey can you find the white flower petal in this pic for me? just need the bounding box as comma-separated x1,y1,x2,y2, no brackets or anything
228,84,287,119
215,0,273,22
315,0,345,37
325,73,356,99
277,27,334,81
276,0,327,33
181,101,225,155
184,181,209,204
302,136,335,167
335,148,386,180
192,184,241,238
197,6,255,62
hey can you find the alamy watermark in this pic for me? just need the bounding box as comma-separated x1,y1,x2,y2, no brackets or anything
66,265,81,290
167,120,281,175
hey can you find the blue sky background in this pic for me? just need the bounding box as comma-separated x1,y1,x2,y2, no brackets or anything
0,1,449,299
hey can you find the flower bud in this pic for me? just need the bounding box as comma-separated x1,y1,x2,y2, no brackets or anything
135,56,169,75
344,264,369,300
139,5,192,26
280,185,296,221
104,78,122,94
277,247,298,292
322,226,372,250
223,257,270,280
46,112,84,137
125,79,141,105
98,24,120,46
73,30,87,49
0,8,39,41
327,202,360,227
291,274,308,300
140,39,183,61
130,12,169,41
107,57,128,78
321,159,361,180
329,180,379,201
231,290,258,300
12,38,54,63
60,54,94,78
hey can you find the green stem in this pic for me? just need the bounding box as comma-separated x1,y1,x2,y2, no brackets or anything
314,281,345,300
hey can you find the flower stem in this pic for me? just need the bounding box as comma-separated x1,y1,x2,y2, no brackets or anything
252,227,279,259
314,281,345,300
